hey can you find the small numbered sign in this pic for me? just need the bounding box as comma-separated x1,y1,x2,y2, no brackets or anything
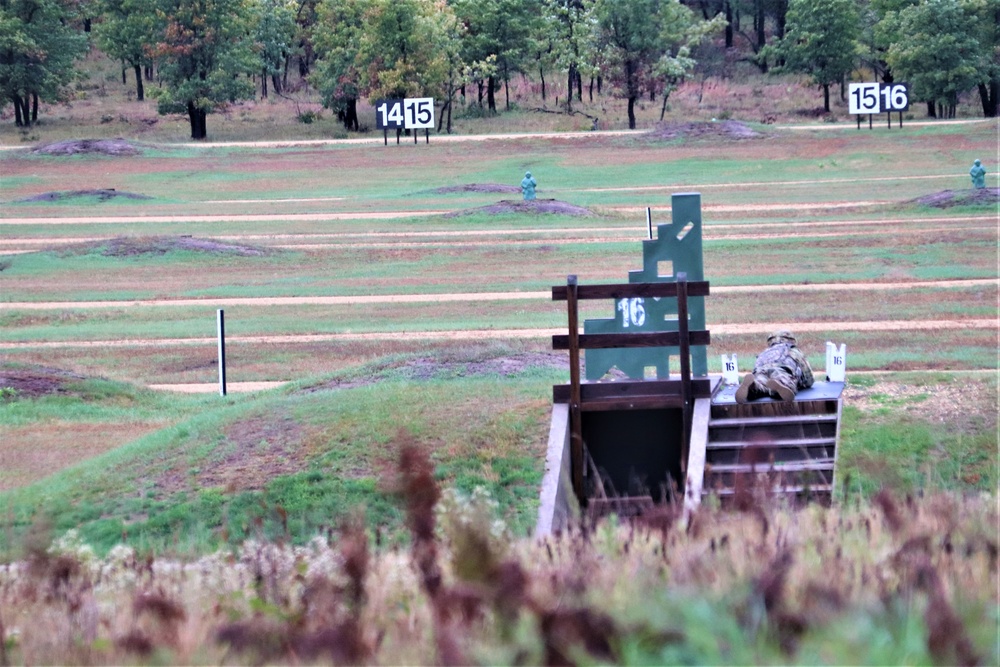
849,82,909,114
825,341,847,382
849,82,879,114
375,98,405,129
879,83,909,112
721,354,739,385
404,97,435,129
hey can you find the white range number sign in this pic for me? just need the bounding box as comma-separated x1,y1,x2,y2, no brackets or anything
375,97,435,130
848,82,909,114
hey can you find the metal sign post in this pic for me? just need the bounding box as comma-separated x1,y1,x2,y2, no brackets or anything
217,309,227,396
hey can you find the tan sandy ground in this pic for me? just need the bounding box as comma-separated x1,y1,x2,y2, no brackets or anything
2,317,996,350
1,278,995,310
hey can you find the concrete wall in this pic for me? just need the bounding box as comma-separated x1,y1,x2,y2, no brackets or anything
534,403,580,537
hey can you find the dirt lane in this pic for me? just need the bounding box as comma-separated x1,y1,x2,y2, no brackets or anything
2,279,996,311
3,318,995,350
0,215,992,243
1,118,988,152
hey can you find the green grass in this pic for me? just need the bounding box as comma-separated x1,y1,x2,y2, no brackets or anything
2,352,996,560
0,376,206,427
0,360,558,558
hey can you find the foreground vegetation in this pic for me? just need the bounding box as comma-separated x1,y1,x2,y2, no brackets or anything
1,442,995,665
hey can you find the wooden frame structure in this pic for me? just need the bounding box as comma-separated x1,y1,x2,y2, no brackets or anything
552,272,712,503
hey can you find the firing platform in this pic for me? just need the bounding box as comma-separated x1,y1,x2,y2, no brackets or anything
712,380,846,405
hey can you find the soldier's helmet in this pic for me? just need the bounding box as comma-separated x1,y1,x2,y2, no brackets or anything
767,330,797,346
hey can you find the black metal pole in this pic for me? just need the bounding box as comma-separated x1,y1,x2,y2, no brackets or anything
217,309,227,396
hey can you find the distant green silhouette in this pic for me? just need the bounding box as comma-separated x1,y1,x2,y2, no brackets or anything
521,171,537,200
970,159,986,189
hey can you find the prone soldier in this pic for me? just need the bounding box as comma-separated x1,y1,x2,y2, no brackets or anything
735,330,814,403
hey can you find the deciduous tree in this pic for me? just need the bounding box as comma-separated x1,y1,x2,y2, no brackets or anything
311,0,365,129
592,0,719,129
93,0,159,100
767,0,859,112
252,0,297,98
453,0,536,112
0,0,87,127
150,0,258,139
884,0,984,118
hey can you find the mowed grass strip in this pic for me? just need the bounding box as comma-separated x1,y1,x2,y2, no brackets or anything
1,121,993,218
1,284,995,342
0,227,996,302
2,327,996,389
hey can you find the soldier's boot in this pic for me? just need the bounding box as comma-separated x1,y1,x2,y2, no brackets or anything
766,378,795,401
735,373,756,404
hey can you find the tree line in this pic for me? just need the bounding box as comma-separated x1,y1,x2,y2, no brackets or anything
1,0,997,139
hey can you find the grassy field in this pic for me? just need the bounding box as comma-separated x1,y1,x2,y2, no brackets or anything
2,116,997,551
0,52,997,664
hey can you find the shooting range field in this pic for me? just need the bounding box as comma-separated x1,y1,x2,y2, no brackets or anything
0,120,997,552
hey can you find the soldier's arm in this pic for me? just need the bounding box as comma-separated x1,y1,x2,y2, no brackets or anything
799,352,814,389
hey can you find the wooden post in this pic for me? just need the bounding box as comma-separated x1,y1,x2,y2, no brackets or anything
217,309,227,396
676,273,691,477
566,275,584,501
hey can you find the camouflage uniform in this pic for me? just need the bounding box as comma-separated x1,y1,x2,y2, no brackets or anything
735,330,814,403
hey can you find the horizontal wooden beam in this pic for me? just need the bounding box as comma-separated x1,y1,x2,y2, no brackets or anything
552,330,710,350
553,378,716,404
552,281,710,301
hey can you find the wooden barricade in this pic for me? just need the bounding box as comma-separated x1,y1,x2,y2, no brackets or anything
551,272,711,504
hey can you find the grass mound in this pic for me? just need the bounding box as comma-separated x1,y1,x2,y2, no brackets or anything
912,188,1000,208
429,183,521,194
16,188,151,203
645,120,764,141
0,365,91,399
32,138,140,156
446,199,594,217
60,235,273,257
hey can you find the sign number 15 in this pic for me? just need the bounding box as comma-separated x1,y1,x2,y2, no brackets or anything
404,98,434,129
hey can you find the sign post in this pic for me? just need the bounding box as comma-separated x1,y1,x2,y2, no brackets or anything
217,309,227,396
